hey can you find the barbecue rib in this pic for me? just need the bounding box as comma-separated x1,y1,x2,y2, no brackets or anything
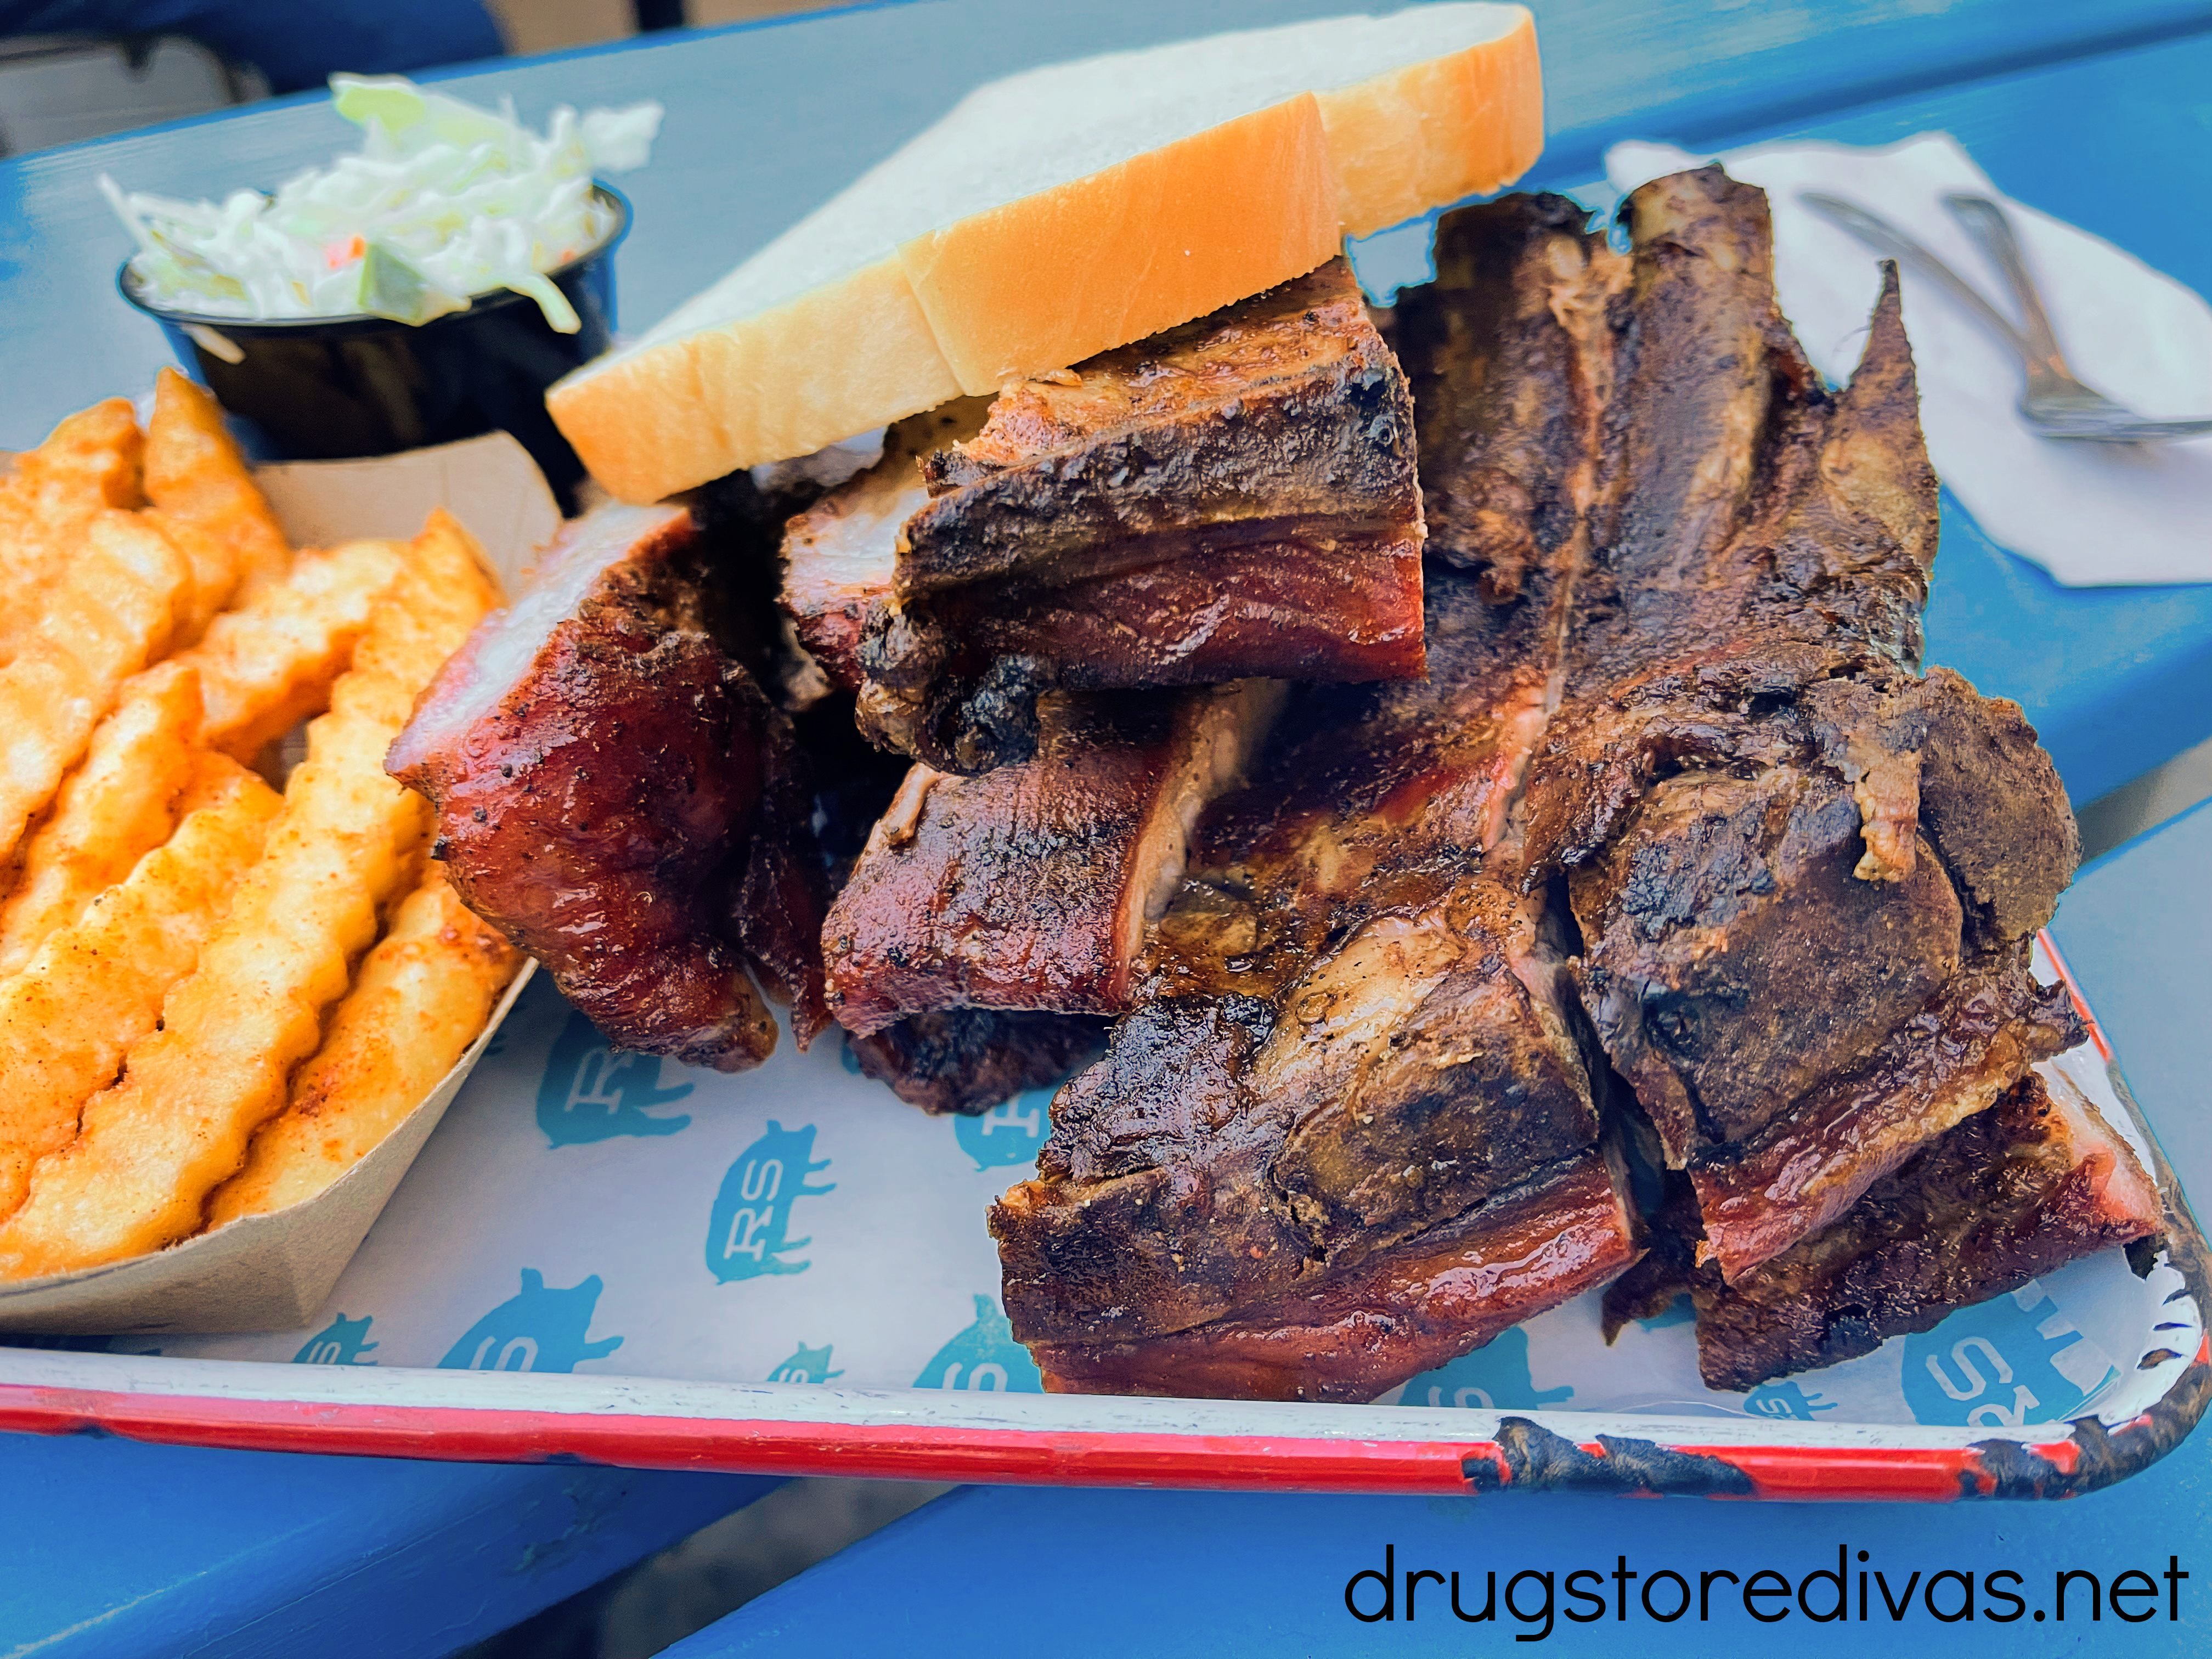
1611,1070,2160,1392
780,398,995,693
1685,960,2083,1282
845,1008,1107,1117
983,171,2109,1402
1516,169,2085,1279
1034,1142,1639,1402
389,503,830,1071
823,680,1283,1036
991,197,1632,1396
854,257,1427,774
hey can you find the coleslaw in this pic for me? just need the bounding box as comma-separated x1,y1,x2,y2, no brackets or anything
103,75,662,331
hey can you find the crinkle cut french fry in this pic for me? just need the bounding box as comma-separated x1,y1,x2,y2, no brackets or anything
0,512,500,1276
147,511,249,650
208,867,520,1223
0,662,202,977
144,368,290,604
0,759,278,1222
0,400,144,656
0,509,193,867
1,743,257,975
170,537,404,760
7,399,143,511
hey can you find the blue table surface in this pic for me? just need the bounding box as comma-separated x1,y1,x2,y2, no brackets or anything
1,3,2209,1654
0,1440,775,1657
675,799,2212,1658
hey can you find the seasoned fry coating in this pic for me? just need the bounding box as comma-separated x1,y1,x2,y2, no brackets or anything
0,761,278,1221
0,509,193,865
0,663,204,976
209,867,520,1222
148,511,252,648
7,399,143,511
170,537,404,760
144,369,290,605
0,400,144,654
0,512,499,1276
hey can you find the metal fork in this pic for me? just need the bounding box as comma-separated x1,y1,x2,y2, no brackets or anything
1798,189,2212,443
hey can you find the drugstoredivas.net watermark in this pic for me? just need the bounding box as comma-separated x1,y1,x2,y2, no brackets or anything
1343,1546,2188,1641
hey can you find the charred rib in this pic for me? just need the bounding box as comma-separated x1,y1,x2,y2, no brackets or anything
858,258,1427,774
1683,1070,2158,1392
825,680,1283,1036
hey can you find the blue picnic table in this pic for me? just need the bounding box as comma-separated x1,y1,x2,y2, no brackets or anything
1,2,2209,1653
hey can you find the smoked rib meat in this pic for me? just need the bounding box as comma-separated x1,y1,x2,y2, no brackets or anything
977,171,2138,1400
823,681,1283,1037
992,195,1632,1393
385,168,2147,1401
1609,1070,2159,1392
849,257,1427,775
390,504,831,1072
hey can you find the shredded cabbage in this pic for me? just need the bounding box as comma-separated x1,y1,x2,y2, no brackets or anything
103,75,662,330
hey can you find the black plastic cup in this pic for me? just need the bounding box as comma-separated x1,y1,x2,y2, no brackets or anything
119,182,630,510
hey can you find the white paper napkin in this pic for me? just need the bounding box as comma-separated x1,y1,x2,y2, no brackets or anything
1606,134,2212,588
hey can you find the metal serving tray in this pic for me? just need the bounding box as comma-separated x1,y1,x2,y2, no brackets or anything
0,935,2199,1501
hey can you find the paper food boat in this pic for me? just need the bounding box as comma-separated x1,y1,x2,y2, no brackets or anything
0,434,554,1334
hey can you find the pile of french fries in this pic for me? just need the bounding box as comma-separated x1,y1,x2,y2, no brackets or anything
0,372,521,1282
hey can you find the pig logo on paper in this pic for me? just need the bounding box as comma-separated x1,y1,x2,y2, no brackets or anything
1741,1380,1838,1421
954,1087,1051,1172
766,1342,844,1384
437,1269,625,1373
1900,1280,2119,1428
912,1294,1043,1393
705,1121,836,1282
292,1313,379,1365
537,1010,694,1146
1400,1326,1572,1410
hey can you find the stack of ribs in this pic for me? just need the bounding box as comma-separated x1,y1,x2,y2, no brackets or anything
831,169,2154,1401
1494,169,2159,1392
831,258,1429,776
802,257,1430,1111
390,167,2160,1402
983,197,1639,1400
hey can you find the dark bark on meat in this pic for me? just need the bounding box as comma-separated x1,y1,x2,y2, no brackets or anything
1686,1071,2158,1392
1570,780,1963,1153
845,1009,1106,1117
1687,955,2084,1280
994,862,1604,1350
856,258,1427,774
1911,668,2081,946
823,682,1280,1036
1401,193,1623,601
1032,1144,1640,1402
1520,169,2078,1175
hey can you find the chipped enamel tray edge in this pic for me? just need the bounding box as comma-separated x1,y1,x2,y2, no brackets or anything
0,932,2199,1502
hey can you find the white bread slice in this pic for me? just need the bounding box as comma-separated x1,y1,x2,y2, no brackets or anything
550,4,1541,503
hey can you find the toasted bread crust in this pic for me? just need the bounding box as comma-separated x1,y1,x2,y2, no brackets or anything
1319,9,1543,238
